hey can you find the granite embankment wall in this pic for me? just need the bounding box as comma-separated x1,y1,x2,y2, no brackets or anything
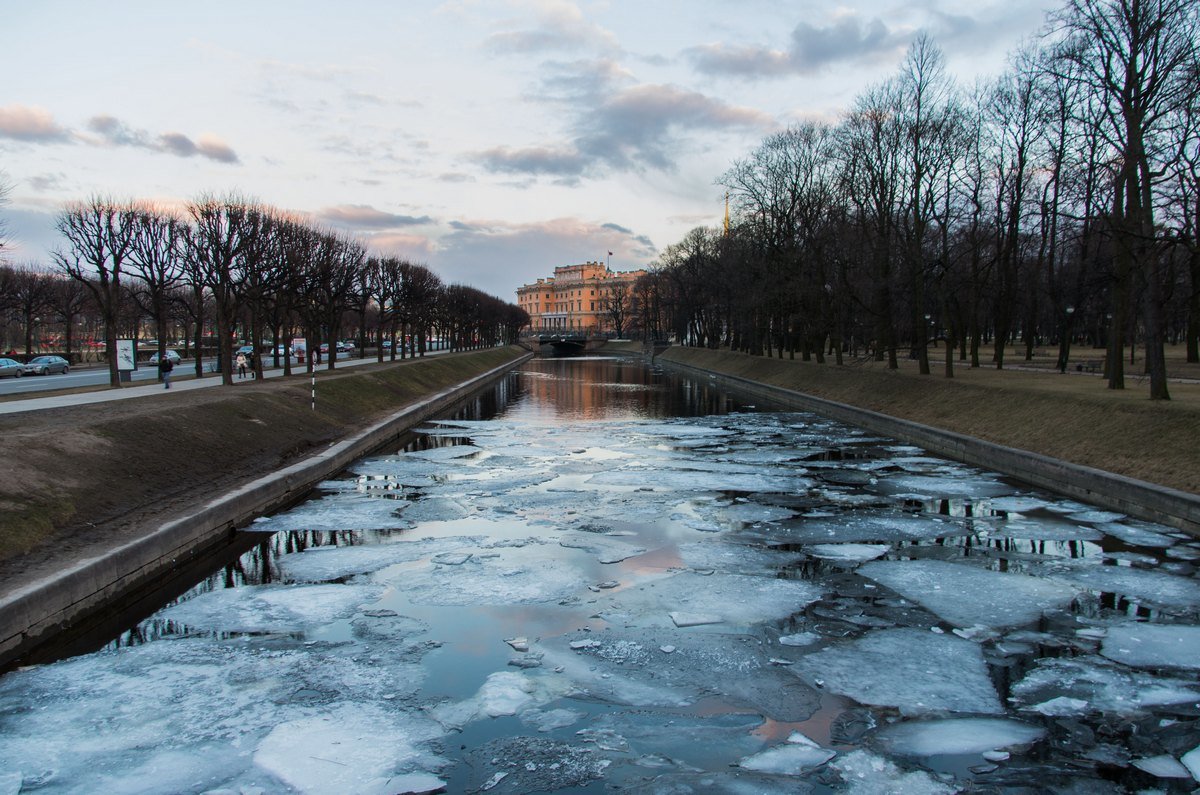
0,350,532,669
653,346,1200,536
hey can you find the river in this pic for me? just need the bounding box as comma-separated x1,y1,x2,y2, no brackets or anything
2,354,1199,793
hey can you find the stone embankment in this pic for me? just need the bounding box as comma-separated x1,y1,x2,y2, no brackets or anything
647,345,1200,535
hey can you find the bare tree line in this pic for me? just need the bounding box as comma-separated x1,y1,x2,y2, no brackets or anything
638,0,1199,400
0,193,528,387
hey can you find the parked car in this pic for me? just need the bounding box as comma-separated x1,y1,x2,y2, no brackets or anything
148,350,182,365
23,355,70,375
235,345,256,359
0,358,25,378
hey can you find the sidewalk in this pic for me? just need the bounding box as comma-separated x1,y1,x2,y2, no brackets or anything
0,352,443,415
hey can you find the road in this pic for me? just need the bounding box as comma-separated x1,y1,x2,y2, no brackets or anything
0,349,449,415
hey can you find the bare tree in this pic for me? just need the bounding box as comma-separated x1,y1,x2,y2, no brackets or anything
53,196,137,387
127,205,186,366
1051,0,1200,397
9,265,56,355
0,172,11,263
187,193,258,386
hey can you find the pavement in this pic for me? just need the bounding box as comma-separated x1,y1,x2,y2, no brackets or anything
0,351,445,415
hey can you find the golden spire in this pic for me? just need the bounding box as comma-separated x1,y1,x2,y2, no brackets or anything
723,192,730,235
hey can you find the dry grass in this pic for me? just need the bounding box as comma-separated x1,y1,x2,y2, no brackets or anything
0,348,526,568
657,343,1200,496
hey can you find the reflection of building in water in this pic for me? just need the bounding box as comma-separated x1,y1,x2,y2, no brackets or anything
516,261,646,335
521,358,657,420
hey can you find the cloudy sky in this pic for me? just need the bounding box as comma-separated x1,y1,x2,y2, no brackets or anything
1,0,1058,301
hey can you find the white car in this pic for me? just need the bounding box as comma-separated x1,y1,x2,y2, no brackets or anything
148,350,182,365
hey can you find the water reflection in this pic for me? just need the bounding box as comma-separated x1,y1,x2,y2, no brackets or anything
3,354,1199,794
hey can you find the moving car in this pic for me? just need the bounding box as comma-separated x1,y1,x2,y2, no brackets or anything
23,355,70,375
148,350,182,365
0,358,25,378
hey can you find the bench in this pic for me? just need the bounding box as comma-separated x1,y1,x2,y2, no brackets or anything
1075,360,1102,374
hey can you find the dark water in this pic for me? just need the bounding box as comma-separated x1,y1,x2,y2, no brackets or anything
2,354,1199,794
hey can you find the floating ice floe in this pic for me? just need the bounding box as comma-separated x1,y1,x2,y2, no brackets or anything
253,704,446,795
858,559,1078,629
247,493,411,533
808,543,890,563
986,495,1053,514
1100,624,1200,670
677,541,800,575
542,627,822,721
988,517,1103,542
370,545,589,606
796,628,1002,714
157,583,383,634
737,732,834,774
431,671,567,729
587,467,810,494
778,632,821,648
717,500,797,525
876,717,1044,757
830,750,956,795
277,536,485,582
1043,563,1200,610
873,474,1014,499
0,637,431,793
1010,655,1200,714
558,532,647,563
402,444,484,461
1099,523,1171,547
598,571,823,628
1131,755,1193,779
776,512,961,544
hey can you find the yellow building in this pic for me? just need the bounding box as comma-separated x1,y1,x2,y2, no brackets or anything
516,261,646,335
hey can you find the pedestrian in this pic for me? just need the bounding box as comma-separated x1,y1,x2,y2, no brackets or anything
159,356,174,389
236,352,248,379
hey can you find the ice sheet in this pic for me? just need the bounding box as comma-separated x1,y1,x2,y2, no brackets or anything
430,671,568,729
875,717,1045,756
558,532,647,563
808,543,890,562
157,583,384,633
1100,624,1200,670
0,638,431,794
277,536,485,582
370,546,589,606
247,493,411,534
1011,655,1200,714
858,559,1078,629
1042,563,1200,610
676,541,800,575
597,570,823,628
796,628,1002,714
830,750,956,794
775,513,962,544
253,704,446,795
737,735,834,774
539,627,822,721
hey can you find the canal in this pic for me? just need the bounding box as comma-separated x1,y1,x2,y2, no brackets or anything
2,355,1200,793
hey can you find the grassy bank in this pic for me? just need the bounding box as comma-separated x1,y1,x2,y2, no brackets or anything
657,345,1200,496
0,347,526,566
